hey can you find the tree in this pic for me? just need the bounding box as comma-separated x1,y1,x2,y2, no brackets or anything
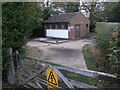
80,1,104,32
64,2,80,13
2,2,41,81
41,2,56,21
79,2,119,32
52,2,80,13
29,2,57,38
102,2,120,22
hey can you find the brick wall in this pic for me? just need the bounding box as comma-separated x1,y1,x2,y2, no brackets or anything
44,12,90,39
70,13,90,39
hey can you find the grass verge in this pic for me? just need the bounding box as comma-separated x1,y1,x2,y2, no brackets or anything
82,43,116,88
83,44,105,72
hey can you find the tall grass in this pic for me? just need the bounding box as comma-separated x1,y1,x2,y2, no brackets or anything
95,22,118,54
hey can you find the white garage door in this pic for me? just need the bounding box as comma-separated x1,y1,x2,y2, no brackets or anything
47,29,68,39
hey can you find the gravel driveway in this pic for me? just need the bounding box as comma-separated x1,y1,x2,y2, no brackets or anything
26,39,92,69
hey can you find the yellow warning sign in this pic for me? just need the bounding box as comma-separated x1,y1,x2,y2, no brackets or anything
46,69,58,89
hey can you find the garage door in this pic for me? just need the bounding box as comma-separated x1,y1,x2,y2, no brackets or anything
47,29,68,39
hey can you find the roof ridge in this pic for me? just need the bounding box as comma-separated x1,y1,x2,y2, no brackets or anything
53,12,79,15
44,12,84,23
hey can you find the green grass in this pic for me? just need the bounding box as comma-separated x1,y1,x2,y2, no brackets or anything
59,70,94,88
83,44,105,71
82,44,116,88
59,69,115,88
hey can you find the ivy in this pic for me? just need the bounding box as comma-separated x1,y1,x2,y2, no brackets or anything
96,23,120,87
108,30,120,88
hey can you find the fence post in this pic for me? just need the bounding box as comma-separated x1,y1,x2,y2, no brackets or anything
16,51,22,85
7,48,16,85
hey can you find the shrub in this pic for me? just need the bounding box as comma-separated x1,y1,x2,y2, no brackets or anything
30,26,45,38
2,2,41,81
95,22,120,87
108,30,120,87
95,22,118,54
108,31,119,70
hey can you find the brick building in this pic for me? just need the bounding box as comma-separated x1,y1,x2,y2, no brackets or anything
44,12,90,39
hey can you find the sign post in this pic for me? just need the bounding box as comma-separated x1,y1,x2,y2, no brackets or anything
46,69,58,89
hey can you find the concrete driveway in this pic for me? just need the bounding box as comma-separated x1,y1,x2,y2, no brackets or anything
26,39,92,69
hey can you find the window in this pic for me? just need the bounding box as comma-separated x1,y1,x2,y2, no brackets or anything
57,24,62,29
52,25,56,29
46,25,50,29
86,24,88,27
77,26,80,29
75,24,80,29
64,24,68,29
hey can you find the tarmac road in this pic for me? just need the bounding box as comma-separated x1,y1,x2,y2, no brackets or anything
27,39,92,69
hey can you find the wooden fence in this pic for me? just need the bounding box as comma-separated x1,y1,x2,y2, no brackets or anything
16,51,119,89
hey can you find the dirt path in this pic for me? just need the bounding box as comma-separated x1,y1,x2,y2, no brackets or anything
26,39,92,69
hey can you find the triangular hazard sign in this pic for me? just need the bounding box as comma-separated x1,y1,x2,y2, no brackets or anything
48,71,57,85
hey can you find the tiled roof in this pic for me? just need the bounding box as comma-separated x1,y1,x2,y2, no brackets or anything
44,12,79,23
